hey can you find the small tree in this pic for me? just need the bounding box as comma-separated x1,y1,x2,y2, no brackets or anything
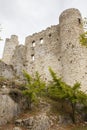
80,32,87,46
48,68,87,123
80,17,87,46
23,70,46,110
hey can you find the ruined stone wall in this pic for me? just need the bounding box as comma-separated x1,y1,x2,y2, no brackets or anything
11,45,27,78
2,8,87,91
25,25,62,81
2,35,19,65
59,8,87,91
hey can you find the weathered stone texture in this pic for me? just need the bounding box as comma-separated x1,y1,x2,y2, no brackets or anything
11,45,27,78
0,87,28,126
25,25,62,80
59,8,87,90
2,35,19,64
0,88,20,125
2,8,87,91
0,61,15,79
15,113,51,130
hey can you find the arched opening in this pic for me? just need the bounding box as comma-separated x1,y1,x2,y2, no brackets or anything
32,41,35,47
31,54,35,61
40,38,43,44
78,18,81,24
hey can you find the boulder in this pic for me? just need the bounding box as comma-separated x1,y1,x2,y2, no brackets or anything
0,61,15,79
0,90,20,125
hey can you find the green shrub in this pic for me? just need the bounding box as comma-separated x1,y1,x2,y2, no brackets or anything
22,70,46,110
80,32,87,46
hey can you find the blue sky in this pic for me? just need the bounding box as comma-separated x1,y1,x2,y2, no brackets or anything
0,0,87,58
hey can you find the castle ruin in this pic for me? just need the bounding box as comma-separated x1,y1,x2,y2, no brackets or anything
2,8,87,91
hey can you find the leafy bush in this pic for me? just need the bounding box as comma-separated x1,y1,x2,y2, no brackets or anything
22,70,46,110
80,32,87,46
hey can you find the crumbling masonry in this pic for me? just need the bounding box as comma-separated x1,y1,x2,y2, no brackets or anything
2,8,87,91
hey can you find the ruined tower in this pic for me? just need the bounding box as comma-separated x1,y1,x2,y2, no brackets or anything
59,8,87,90
2,8,87,91
11,45,27,78
2,35,19,64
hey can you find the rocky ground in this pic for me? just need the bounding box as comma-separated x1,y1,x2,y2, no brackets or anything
0,78,87,130
0,98,87,130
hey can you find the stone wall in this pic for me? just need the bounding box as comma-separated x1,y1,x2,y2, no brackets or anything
11,45,27,78
25,25,62,81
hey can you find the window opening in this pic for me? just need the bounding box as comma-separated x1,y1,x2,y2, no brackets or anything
32,41,35,47
78,18,81,24
40,38,43,44
31,54,35,61
49,33,51,37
